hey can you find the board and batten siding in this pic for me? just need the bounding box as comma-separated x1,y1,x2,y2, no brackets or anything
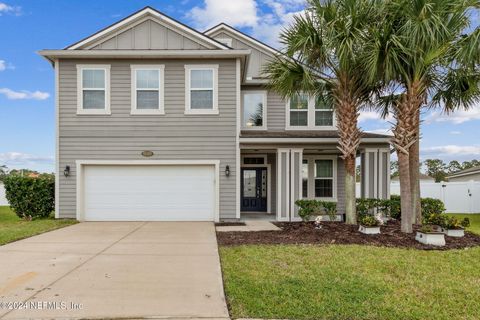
58,58,238,219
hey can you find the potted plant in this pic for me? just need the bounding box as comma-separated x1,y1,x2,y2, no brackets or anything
440,217,470,237
415,225,446,246
358,215,380,234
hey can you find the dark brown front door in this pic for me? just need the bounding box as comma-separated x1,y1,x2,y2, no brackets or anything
241,167,267,212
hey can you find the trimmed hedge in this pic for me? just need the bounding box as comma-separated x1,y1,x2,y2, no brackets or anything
3,174,55,219
295,199,337,222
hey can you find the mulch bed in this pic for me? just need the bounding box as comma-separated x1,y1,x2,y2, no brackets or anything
216,220,480,250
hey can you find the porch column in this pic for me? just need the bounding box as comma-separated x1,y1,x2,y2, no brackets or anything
276,148,303,221
360,148,390,199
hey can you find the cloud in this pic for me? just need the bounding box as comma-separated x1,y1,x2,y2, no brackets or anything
0,88,50,100
422,145,480,156
450,131,462,135
0,59,14,71
0,152,53,166
425,106,480,124
187,0,306,47
0,2,21,16
358,111,394,123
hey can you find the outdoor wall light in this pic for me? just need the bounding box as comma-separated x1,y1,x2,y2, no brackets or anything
64,165,70,177
225,165,231,177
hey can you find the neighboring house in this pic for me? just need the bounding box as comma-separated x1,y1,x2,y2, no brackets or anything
39,7,391,222
447,166,480,182
391,173,434,182
0,182,7,206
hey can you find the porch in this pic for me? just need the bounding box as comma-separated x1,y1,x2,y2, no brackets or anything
238,136,391,222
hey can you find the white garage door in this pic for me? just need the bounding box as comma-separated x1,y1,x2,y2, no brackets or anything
83,165,216,221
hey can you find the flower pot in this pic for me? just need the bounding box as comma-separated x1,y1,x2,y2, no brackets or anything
358,225,380,235
415,231,445,246
442,228,465,238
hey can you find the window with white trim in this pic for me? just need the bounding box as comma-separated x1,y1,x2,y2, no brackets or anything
185,65,218,114
131,65,164,114
302,156,337,200
315,159,334,198
242,91,267,129
77,65,110,115
286,94,335,129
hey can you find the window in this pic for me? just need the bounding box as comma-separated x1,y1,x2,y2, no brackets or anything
243,156,266,165
131,65,165,114
302,159,308,198
286,94,335,129
185,65,218,114
289,94,309,126
242,91,266,129
315,96,334,126
77,65,110,115
315,159,334,198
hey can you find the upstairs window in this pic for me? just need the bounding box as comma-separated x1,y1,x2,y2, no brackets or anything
286,93,335,129
242,91,266,129
185,65,218,114
131,65,164,114
77,65,110,115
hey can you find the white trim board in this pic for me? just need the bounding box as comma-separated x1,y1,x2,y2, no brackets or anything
75,160,221,222
184,64,219,115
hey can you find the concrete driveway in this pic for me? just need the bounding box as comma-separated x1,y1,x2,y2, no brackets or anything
0,222,229,320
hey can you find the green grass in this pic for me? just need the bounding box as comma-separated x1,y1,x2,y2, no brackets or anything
448,213,480,235
220,245,480,320
0,206,77,245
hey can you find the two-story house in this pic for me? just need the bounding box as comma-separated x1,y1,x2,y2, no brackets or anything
39,7,391,222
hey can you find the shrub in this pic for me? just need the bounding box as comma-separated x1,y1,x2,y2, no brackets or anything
3,174,55,219
359,215,379,227
356,198,380,217
421,197,446,216
295,199,320,222
461,218,470,228
385,195,401,219
322,201,337,221
441,216,470,230
295,199,337,222
422,212,445,226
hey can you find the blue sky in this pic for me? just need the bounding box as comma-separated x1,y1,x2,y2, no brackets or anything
0,0,479,173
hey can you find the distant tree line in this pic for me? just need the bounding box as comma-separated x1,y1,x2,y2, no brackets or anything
390,159,480,182
0,165,53,182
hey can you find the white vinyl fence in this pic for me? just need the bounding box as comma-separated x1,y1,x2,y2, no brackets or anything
0,183,8,206
356,181,480,213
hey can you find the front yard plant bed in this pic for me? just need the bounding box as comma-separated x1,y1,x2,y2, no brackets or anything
216,220,480,250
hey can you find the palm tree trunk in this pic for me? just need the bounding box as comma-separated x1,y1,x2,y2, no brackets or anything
344,154,356,224
409,137,422,225
398,151,413,233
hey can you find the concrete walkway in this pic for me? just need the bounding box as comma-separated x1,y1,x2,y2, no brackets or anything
216,220,281,232
0,222,229,320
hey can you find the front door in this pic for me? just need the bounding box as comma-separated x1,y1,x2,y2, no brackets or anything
241,167,267,212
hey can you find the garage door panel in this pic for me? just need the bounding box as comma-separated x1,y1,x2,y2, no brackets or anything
83,165,215,221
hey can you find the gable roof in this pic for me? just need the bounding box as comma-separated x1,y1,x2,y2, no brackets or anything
66,6,230,50
447,166,480,178
204,23,281,58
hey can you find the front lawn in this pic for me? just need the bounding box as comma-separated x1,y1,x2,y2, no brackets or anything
220,245,480,320
449,213,480,235
0,206,77,245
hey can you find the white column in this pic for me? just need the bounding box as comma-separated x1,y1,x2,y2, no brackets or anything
277,149,290,221
290,149,303,221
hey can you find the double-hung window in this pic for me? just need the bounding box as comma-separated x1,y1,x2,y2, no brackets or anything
286,94,335,129
185,65,218,114
302,156,337,200
131,65,165,114
315,159,335,198
242,91,267,129
77,65,110,115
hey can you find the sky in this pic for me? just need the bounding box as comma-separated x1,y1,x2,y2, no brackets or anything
0,0,479,173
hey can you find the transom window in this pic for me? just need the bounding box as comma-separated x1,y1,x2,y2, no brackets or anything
185,65,218,114
242,91,267,129
131,65,164,114
77,65,110,115
302,156,337,200
287,94,335,129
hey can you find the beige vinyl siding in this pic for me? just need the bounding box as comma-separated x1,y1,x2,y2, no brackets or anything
211,31,273,80
58,58,237,219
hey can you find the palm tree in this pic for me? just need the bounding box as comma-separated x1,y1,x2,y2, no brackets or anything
264,0,380,224
364,0,480,232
